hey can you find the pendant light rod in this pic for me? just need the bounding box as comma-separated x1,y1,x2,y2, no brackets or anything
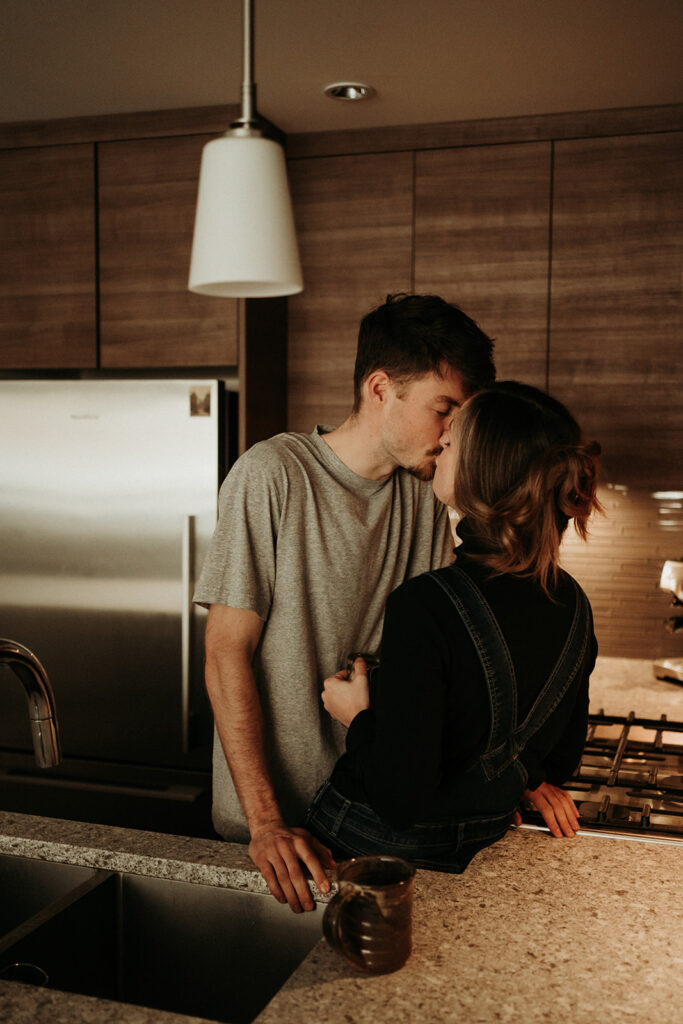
233,0,259,132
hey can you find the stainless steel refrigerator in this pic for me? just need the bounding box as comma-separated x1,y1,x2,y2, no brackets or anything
0,379,233,835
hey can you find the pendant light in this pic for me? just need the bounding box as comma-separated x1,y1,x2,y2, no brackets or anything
188,0,303,297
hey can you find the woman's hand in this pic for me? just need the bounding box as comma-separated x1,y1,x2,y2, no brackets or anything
322,656,370,727
523,781,580,838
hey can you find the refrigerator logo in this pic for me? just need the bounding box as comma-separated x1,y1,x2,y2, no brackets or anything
190,387,211,417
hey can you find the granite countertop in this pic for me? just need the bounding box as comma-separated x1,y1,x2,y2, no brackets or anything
587,655,683,720
1,656,682,1024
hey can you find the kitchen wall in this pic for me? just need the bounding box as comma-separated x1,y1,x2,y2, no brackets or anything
560,487,683,661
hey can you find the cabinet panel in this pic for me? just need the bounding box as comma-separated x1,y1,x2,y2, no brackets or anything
98,135,237,367
0,144,96,368
414,143,551,387
549,132,682,489
287,152,413,431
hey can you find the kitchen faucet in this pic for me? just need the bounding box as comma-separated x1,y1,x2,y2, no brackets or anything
0,638,61,767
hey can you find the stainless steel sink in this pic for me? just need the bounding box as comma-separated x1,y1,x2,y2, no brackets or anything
0,854,322,1023
0,854,100,936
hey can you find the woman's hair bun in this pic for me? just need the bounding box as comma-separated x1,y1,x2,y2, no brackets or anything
451,382,604,593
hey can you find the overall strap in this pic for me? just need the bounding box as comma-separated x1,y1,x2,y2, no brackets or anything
428,564,591,781
514,575,591,747
428,565,518,769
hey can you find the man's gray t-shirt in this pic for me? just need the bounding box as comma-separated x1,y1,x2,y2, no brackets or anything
194,426,453,842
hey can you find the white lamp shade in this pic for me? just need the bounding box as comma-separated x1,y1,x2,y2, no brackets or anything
188,135,303,297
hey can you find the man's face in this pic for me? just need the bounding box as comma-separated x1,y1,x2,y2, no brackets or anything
381,366,467,481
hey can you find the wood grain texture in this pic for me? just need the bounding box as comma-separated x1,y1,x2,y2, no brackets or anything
549,132,683,490
0,106,242,149
287,152,413,431
98,134,238,368
238,297,287,453
2,102,679,155
0,144,97,368
414,142,552,387
287,104,683,160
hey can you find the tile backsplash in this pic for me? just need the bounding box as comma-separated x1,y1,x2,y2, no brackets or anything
560,486,683,660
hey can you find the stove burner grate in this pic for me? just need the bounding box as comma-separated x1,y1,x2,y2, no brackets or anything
522,710,683,840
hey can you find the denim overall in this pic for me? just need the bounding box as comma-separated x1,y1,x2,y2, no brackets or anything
305,564,591,873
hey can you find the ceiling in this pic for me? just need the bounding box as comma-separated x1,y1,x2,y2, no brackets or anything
3,0,682,136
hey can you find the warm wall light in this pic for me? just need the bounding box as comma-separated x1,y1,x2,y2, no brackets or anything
188,0,303,298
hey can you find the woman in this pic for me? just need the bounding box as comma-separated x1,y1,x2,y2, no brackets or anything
305,381,602,873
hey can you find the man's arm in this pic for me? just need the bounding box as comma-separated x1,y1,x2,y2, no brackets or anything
204,604,333,913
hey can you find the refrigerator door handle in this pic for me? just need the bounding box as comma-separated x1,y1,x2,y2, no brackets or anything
181,515,195,755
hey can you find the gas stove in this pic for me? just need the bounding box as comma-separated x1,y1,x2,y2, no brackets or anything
521,710,683,845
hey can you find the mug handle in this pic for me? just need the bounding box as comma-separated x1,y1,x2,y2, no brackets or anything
322,887,354,954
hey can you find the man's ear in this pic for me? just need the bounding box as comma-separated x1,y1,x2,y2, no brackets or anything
363,370,392,406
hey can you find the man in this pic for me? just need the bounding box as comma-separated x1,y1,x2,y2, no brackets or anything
194,293,495,912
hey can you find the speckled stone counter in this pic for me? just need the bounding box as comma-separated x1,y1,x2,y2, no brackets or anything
588,655,683,719
257,829,683,1024
1,812,681,1024
1,656,682,1024
0,812,267,895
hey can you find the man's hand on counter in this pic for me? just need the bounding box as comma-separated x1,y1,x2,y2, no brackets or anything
249,823,336,913
523,782,580,838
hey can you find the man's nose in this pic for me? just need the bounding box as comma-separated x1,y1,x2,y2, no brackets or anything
438,427,451,448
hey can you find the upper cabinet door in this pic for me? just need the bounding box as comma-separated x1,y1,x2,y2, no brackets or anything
549,132,682,490
0,144,97,369
414,142,552,388
287,152,414,431
98,134,237,368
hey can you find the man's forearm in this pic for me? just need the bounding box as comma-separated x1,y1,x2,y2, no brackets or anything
203,605,332,913
205,653,283,834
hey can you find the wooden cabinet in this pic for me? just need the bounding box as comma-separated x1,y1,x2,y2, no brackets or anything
2,106,679,480
0,144,97,368
287,142,553,429
287,152,414,431
414,142,552,388
98,134,238,368
549,131,682,489
0,107,286,449
0,130,240,373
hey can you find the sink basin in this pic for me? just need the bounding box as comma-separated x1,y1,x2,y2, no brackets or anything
0,854,100,936
0,855,322,1024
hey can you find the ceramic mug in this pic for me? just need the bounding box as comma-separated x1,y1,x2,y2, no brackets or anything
323,855,416,974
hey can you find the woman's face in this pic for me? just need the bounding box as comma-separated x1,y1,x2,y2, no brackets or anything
432,419,458,508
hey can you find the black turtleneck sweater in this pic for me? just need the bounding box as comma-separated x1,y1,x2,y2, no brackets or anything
329,520,597,831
